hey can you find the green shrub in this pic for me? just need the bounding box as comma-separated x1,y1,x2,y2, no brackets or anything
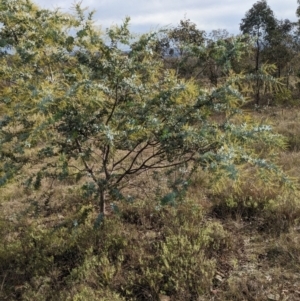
1,201,226,300
274,88,295,106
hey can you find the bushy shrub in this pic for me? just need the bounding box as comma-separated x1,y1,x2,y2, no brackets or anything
0,200,235,301
274,88,295,106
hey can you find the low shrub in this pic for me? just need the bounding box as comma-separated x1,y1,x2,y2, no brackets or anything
0,199,235,301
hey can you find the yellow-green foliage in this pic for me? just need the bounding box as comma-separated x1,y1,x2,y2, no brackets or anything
1,0,290,217
1,1,300,301
274,88,294,106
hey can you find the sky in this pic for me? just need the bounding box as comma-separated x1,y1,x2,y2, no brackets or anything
34,0,298,35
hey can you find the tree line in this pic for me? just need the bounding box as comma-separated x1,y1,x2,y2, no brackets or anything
155,0,300,105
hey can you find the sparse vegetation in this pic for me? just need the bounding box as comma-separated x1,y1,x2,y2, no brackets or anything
1,0,300,300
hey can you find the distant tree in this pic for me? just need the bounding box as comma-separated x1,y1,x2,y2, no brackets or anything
199,33,250,86
208,29,230,43
155,19,205,78
264,19,296,86
240,0,277,104
0,0,288,217
168,19,205,56
155,18,205,56
156,24,251,86
297,0,300,30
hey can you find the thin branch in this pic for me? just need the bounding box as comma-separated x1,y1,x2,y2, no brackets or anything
115,148,165,184
103,145,110,180
113,153,196,188
68,164,86,172
75,138,98,183
112,140,145,168
133,152,196,173
113,140,159,169
126,143,158,172
116,143,157,184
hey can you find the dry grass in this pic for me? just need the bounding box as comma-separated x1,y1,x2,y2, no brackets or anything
203,106,300,301
267,108,300,151
1,106,300,300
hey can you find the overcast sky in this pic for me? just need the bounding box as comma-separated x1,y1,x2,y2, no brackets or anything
35,0,298,34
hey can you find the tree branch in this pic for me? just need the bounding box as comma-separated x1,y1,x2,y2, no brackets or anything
75,138,98,183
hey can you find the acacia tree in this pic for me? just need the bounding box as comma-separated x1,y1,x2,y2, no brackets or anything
0,0,288,215
240,0,277,104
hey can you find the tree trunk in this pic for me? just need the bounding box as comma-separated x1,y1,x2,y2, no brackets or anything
255,79,260,106
99,188,105,214
286,65,291,89
255,39,260,106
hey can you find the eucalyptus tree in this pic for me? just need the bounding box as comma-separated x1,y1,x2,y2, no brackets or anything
240,0,277,104
297,0,300,31
0,0,288,216
263,18,297,90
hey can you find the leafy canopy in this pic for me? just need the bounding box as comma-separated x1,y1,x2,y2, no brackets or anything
0,0,289,214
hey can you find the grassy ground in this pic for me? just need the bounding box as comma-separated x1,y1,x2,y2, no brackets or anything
209,107,300,301
1,107,300,300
